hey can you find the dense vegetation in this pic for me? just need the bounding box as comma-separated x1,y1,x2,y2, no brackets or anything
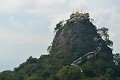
0,12,120,80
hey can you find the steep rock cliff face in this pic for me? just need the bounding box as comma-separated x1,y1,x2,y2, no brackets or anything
50,16,113,64
51,20,98,56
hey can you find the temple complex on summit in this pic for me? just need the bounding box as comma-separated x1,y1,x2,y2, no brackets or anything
69,10,90,21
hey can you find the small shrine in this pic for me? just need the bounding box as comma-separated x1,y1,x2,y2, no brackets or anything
70,10,90,20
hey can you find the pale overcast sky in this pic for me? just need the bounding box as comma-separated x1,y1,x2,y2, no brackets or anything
0,0,120,72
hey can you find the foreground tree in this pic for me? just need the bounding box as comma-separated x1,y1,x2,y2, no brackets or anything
0,70,16,80
97,27,113,47
26,75,44,80
57,66,82,80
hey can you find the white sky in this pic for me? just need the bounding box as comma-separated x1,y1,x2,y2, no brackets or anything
0,0,120,72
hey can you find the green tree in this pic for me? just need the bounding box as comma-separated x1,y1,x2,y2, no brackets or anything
97,27,113,47
98,76,109,80
105,68,114,77
97,27,109,40
24,64,37,76
47,45,52,53
57,66,82,80
0,70,16,80
113,53,120,65
82,61,95,77
16,70,28,80
26,75,44,80
26,56,37,64
40,69,51,79
54,21,64,32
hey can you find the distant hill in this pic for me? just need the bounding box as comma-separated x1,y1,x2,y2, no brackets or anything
0,11,120,80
